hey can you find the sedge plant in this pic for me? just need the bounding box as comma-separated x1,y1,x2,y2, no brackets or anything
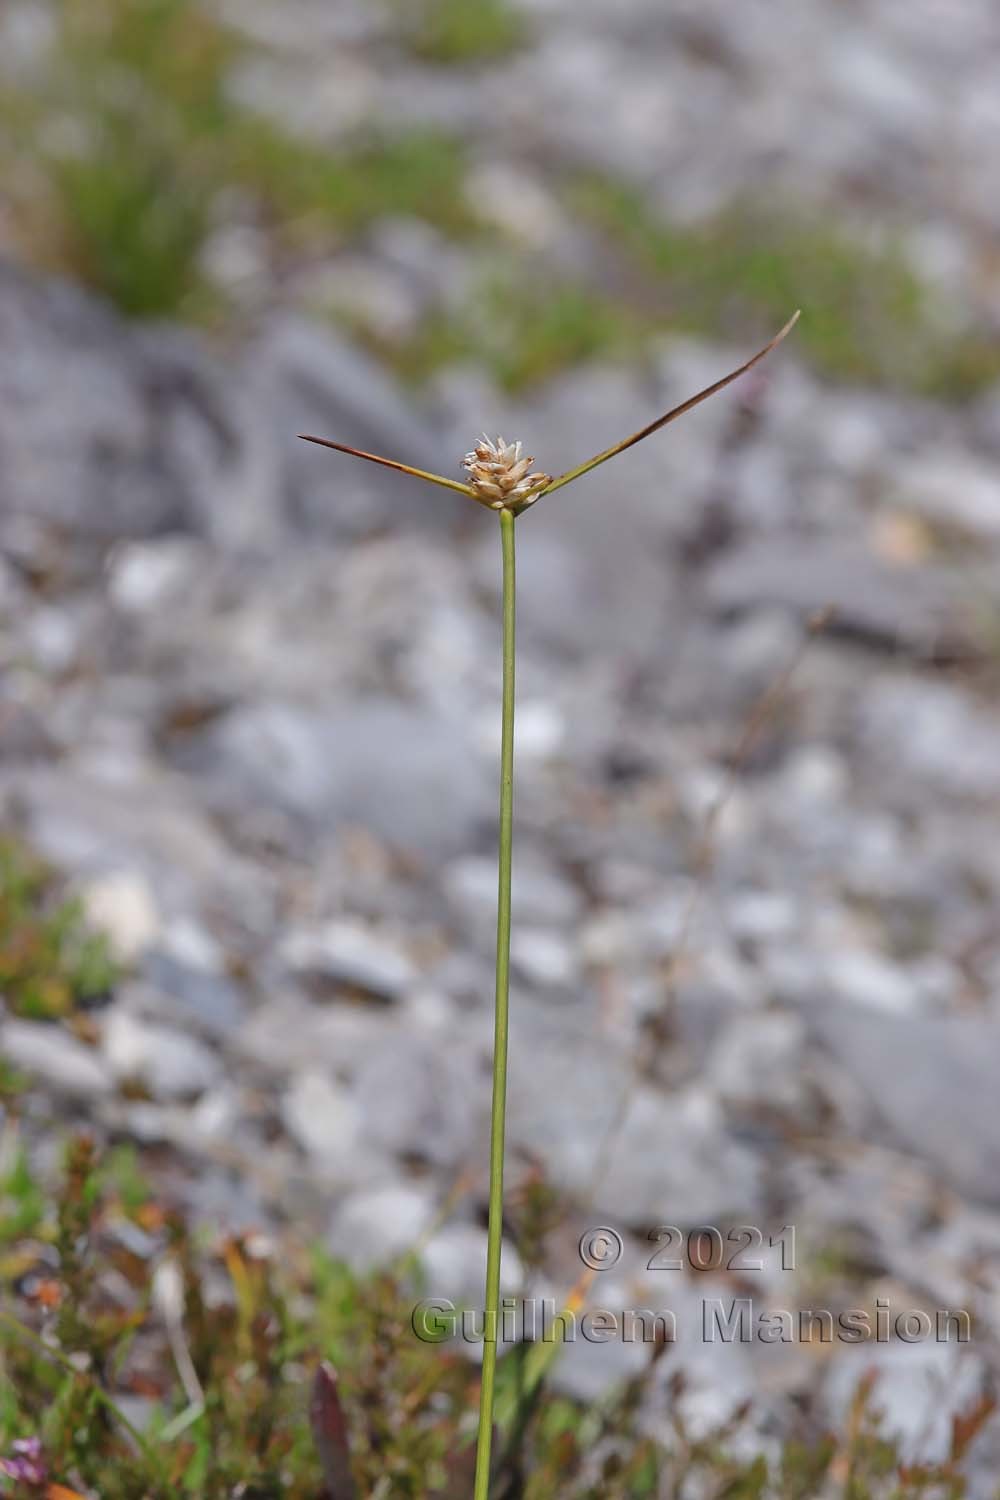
299,308,799,1498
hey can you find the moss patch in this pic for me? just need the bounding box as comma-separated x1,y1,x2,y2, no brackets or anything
393,0,530,64
236,123,477,243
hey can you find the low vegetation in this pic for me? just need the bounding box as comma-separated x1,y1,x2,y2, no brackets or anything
568,174,1000,398
364,269,644,393
394,0,530,65
0,819,990,1490
0,0,475,319
349,183,1000,398
1,1136,992,1498
0,840,118,1023
3,0,994,402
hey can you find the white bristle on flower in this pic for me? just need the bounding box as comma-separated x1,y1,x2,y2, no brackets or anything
462,435,550,509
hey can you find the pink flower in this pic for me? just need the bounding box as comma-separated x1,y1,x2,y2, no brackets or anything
0,1436,47,1488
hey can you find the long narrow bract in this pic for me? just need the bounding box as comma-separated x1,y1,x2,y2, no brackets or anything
298,434,482,502
538,311,801,497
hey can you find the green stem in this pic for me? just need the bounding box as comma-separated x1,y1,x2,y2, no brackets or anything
473,506,516,1500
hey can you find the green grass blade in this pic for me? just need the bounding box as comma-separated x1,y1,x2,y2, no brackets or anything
0,1307,168,1484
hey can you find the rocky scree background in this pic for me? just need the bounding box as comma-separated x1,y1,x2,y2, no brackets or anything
2,0,1000,1472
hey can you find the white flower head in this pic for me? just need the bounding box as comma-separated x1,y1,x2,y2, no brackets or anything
462,435,551,510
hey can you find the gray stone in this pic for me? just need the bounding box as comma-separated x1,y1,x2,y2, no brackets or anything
704,537,960,651
551,1309,650,1405
506,1030,631,1191
0,1019,112,1098
775,746,850,808
327,1183,438,1272
305,256,421,343
80,870,161,964
253,317,467,537
637,1278,759,1442
595,1084,763,1227
823,948,919,1015
102,1010,221,1101
507,1030,761,1225
475,698,566,765
0,262,180,541
181,1168,273,1238
198,698,491,858
23,604,78,674
282,1069,364,1159
824,1340,987,1465
510,928,579,990
892,451,1000,541
722,609,803,682
114,1085,242,1154
142,954,247,1039
237,993,400,1076
354,1033,485,1170
419,1224,524,1322
280,919,417,1001
814,1011,1000,1202
107,538,206,615
709,1011,808,1114
860,678,1000,799
444,853,583,929
0,261,278,549
7,768,275,939
726,890,800,945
